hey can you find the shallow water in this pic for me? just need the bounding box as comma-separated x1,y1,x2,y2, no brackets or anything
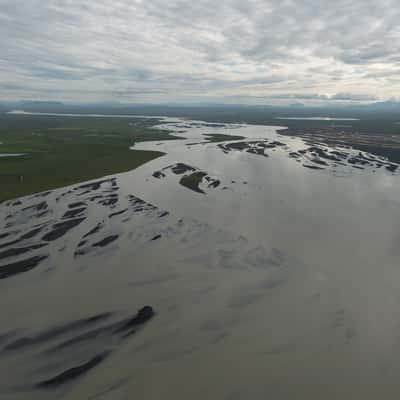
0,153,25,157
1,117,400,399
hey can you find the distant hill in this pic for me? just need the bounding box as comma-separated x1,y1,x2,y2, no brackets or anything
364,100,400,110
18,100,64,107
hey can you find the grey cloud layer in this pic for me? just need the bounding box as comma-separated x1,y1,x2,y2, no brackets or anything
1,0,399,102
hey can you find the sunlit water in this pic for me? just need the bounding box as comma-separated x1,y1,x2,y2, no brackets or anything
1,117,400,399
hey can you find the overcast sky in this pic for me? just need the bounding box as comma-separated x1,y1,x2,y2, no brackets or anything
1,0,400,104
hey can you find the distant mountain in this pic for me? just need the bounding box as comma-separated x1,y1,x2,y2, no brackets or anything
366,100,400,110
18,100,64,106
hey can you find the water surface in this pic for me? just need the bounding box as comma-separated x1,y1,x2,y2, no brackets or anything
1,117,400,399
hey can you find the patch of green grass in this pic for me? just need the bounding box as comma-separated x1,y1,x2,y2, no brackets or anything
0,115,182,201
202,133,245,143
179,171,207,194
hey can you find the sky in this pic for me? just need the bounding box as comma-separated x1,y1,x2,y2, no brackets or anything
1,0,400,105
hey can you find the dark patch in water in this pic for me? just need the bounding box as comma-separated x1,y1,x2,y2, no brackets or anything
0,330,16,346
4,313,112,351
92,235,119,248
34,191,52,198
0,255,48,280
0,232,12,240
219,142,249,151
152,171,166,179
23,226,46,239
83,223,104,239
310,158,328,166
22,201,48,213
37,352,110,388
348,157,370,166
45,307,155,354
0,243,48,261
45,325,115,353
109,209,128,218
42,218,86,242
169,163,196,175
179,172,207,194
75,178,115,192
68,201,86,209
0,226,44,249
10,307,156,390
217,136,399,175
151,234,162,241
386,163,398,172
129,196,145,204
35,210,49,218
308,146,343,162
246,148,268,157
303,165,325,170
98,195,118,207
201,123,226,128
205,177,221,188
89,195,104,202
87,378,128,400
113,306,155,335
62,207,86,220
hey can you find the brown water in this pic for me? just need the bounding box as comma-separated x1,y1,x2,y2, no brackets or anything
1,118,400,399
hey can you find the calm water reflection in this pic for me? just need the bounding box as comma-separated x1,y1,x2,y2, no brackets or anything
1,118,400,399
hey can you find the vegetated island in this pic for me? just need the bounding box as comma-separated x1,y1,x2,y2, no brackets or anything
277,126,400,164
185,133,245,146
179,171,208,194
0,114,181,201
203,133,245,143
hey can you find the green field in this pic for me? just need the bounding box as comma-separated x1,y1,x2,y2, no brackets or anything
179,172,207,194
0,115,181,201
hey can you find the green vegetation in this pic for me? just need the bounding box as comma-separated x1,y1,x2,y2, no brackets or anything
179,171,207,194
203,133,245,143
0,115,181,201
186,133,245,146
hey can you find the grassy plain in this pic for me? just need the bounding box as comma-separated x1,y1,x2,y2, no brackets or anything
0,115,180,201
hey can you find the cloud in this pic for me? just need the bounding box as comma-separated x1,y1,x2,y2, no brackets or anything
0,0,399,103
